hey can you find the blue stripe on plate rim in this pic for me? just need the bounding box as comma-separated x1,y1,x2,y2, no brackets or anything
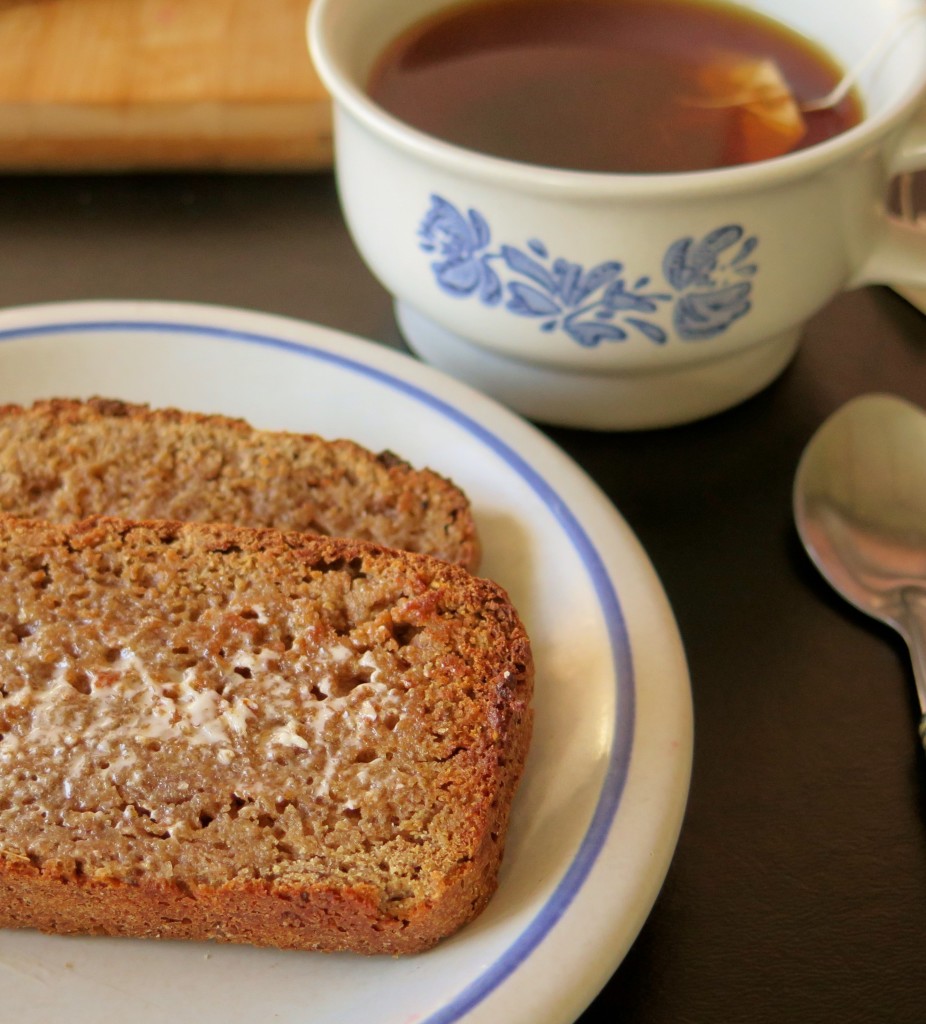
0,317,635,1024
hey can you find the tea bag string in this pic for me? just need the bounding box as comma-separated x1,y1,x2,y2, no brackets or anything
685,4,926,113
801,3,926,112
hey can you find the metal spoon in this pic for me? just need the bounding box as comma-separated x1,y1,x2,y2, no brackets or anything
793,393,926,750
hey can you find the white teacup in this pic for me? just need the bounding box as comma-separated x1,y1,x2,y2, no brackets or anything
309,0,926,430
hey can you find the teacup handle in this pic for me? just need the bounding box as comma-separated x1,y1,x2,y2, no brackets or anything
851,104,926,288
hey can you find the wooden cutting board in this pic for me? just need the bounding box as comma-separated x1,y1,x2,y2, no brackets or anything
0,0,333,171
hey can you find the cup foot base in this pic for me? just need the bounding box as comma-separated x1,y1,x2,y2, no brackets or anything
396,301,802,430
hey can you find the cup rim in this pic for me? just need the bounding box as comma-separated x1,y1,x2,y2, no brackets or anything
308,0,926,199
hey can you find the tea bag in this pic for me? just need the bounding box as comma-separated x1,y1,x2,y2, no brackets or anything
691,54,807,163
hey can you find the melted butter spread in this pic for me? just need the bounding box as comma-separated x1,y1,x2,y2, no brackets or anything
0,631,405,798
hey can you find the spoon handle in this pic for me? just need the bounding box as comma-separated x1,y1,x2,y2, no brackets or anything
898,592,926,752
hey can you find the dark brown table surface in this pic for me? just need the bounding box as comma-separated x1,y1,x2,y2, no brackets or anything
0,171,924,1024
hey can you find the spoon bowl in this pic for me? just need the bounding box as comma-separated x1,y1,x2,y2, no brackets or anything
793,393,926,750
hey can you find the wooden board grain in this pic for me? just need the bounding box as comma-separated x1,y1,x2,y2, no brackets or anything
0,0,333,170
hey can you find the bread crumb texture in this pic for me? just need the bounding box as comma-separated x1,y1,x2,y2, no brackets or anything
0,516,532,954
0,397,480,570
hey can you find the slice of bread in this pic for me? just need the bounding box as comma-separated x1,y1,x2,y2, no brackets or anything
0,397,479,570
0,515,532,954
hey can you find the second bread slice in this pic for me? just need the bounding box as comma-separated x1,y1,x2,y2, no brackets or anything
0,397,480,569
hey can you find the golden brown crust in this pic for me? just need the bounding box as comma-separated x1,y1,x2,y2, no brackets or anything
0,397,481,570
0,857,498,955
0,515,531,954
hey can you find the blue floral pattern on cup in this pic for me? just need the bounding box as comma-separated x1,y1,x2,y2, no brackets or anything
418,195,758,346
663,226,758,339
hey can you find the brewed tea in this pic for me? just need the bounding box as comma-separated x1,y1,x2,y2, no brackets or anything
367,0,863,173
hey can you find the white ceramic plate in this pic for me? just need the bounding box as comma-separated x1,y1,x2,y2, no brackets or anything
0,301,692,1024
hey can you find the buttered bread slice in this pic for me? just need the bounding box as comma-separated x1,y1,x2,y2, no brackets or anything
0,397,479,569
0,516,532,954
